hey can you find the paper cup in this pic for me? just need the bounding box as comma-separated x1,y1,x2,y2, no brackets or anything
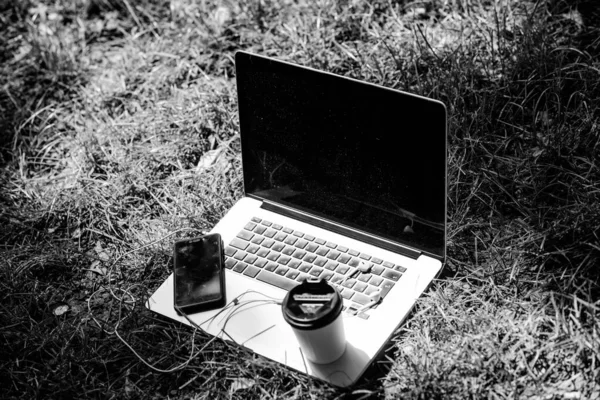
282,278,346,364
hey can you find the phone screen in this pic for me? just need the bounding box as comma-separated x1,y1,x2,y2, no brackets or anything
174,235,224,311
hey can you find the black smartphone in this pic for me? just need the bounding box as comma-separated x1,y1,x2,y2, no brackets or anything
173,234,226,315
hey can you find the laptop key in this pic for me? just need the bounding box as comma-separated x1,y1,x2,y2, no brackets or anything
359,253,371,261
288,259,301,269
364,285,380,296
284,236,298,245
304,234,315,241
282,245,295,256
298,263,312,273
337,246,349,253
309,267,323,278
342,279,356,289
251,236,264,245
305,243,319,253
296,273,310,282
225,259,237,269
274,232,287,242
256,271,297,291
272,242,285,252
275,266,289,276
369,276,383,286
330,273,345,285
293,231,304,238
357,274,370,283
321,271,334,281
244,222,257,231
380,281,394,298
263,229,277,238
225,246,237,257
371,257,383,265
256,248,269,258
265,262,279,272
371,265,385,275
272,224,283,230
266,252,280,262
351,292,371,305
295,239,308,249
354,281,368,293
262,239,275,248
315,247,329,257
314,257,327,267
283,227,293,234
326,242,337,249
324,260,338,271
303,253,317,263
336,264,350,275
254,258,268,268
383,261,394,269
338,254,351,264
251,217,261,223
279,255,292,265
254,225,267,235
233,262,247,273
348,258,360,268
243,265,260,278
341,288,353,300
237,230,254,241
286,270,300,280
261,220,272,227
315,238,326,245
244,254,258,264
326,250,341,260
233,252,246,261
246,244,260,254
292,249,307,259
230,238,249,251
348,249,360,257
394,265,407,273
382,269,402,282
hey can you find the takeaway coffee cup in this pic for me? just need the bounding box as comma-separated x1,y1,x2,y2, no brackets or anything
282,278,346,364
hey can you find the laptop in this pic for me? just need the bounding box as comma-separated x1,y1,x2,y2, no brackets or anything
147,51,447,387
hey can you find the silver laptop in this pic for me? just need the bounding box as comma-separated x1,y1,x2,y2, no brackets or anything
147,51,447,387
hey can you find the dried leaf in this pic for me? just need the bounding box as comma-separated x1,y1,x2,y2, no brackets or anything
88,260,106,276
196,147,229,173
214,6,231,28
54,305,69,316
229,377,255,394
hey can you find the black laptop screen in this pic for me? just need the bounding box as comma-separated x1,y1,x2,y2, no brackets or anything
235,52,447,258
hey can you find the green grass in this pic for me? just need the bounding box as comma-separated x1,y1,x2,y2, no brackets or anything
1,0,599,398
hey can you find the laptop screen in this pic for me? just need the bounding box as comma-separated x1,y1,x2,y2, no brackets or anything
235,52,447,258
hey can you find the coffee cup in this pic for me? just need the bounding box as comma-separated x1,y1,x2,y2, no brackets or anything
281,278,346,364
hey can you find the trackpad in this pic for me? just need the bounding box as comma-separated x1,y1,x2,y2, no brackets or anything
212,299,298,364
215,298,284,342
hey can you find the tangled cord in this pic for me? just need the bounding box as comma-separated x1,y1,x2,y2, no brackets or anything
86,229,285,373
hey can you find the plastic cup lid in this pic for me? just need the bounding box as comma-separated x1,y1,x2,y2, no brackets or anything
281,278,343,330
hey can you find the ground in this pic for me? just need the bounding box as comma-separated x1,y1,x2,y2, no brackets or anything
0,0,599,399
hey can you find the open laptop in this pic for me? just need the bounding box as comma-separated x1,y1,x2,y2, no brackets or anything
147,51,447,387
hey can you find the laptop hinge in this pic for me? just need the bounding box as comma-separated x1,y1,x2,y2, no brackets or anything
261,200,421,260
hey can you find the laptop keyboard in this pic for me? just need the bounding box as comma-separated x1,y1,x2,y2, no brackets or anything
224,217,407,319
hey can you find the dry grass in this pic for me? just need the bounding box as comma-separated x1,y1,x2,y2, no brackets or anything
1,0,599,398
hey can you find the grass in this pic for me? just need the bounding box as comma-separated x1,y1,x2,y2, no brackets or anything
1,0,599,398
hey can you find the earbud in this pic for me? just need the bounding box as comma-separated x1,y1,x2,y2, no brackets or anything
357,289,381,313
367,289,381,303
357,260,372,273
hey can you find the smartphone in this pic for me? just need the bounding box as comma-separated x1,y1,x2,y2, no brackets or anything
173,234,226,315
